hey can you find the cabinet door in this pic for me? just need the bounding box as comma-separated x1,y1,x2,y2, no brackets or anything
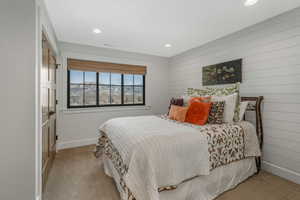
49,116,56,158
42,123,49,168
41,33,57,191
42,88,49,124
49,54,57,161
49,88,56,114
41,37,49,124
49,51,56,84
42,37,49,84
42,120,50,189
49,88,56,156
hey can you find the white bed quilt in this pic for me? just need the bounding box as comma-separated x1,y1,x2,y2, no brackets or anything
96,115,261,200
99,115,210,200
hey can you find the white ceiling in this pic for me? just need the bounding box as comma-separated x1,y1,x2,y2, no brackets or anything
44,0,300,57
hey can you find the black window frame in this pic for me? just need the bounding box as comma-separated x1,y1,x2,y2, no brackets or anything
67,70,145,108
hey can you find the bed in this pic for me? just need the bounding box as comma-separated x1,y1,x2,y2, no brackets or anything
95,96,264,200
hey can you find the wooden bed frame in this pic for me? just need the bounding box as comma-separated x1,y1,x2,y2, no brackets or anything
241,96,264,173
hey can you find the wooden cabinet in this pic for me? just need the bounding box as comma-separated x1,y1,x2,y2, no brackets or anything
41,33,57,190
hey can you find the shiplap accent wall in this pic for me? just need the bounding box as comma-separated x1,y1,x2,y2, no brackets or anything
169,7,300,183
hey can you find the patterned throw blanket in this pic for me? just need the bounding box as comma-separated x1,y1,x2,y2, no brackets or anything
157,116,246,170
95,116,260,200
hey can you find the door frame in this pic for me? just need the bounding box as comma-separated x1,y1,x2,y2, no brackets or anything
35,1,60,199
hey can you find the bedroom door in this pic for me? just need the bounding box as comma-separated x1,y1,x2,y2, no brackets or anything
41,33,57,191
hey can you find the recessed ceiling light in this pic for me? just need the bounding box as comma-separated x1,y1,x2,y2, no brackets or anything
244,0,258,7
93,28,102,34
164,44,172,48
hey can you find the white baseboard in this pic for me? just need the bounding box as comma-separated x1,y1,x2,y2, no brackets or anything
57,138,98,150
262,161,300,184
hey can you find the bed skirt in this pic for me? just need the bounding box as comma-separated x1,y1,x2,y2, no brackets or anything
103,157,257,200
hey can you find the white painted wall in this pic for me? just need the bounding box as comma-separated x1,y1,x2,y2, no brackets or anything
168,7,300,184
0,0,36,199
57,42,169,149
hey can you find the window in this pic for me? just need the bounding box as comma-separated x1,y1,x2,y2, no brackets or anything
68,70,145,108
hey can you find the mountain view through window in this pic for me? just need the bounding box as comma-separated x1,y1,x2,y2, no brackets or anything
68,70,145,108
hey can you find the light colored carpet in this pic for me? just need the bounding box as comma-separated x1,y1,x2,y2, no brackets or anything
44,145,300,200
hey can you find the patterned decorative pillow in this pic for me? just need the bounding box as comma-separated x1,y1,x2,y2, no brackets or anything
208,101,225,124
187,83,240,121
168,98,184,114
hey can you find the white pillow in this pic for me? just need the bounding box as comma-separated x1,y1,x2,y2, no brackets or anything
181,95,191,106
239,101,249,121
211,93,238,123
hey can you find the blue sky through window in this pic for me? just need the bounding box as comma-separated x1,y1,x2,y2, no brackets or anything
99,72,110,84
134,75,143,85
111,73,121,85
85,72,96,84
70,70,83,84
124,74,133,85
71,71,143,85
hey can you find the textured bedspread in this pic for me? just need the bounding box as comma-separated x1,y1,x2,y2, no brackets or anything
95,115,260,200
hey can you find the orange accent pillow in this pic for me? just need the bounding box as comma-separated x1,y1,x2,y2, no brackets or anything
185,101,212,125
189,96,211,105
168,105,188,122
